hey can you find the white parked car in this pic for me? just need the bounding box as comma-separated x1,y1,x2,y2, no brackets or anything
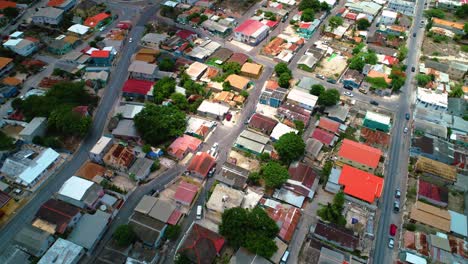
344,91,354,97
388,238,394,248
129,38,133,43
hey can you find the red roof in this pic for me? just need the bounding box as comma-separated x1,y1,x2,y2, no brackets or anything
179,223,225,264
263,201,301,242
418,180,448,204
248,113,278,135
176,29,196,40
318,117,340,133
265,20,278,28
383,55,399,65
299,22,312,29
84,12,110,27
227,53,249,65
122,79,154,95
338,165,383,203
345,12,358,20
47,0,65,7
35,199,80,234
91,50,110,58
174,181,198,205
167,209,183,225
168,135,202,160
0,0,16,9
288,162,316,189
187,152,216,178
311,128,335,145
338,139,382,169
0,190,11,208
234,19,266,36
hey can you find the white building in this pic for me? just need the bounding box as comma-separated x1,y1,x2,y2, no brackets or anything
287,87,318,111
57,176,103,209
387,0,415,16
197,100,230,120
32,7,64,25
19,117,47,143
18,148,60,188
89,136,113,164
38,238,84,264
234,19,269,46
271,123,299,141
416,87,448,112
379,9,398,25
3,38,37,57
68,24,90,36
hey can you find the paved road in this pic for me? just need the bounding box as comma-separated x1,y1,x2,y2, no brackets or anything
372,0,426,262
0,3,158,257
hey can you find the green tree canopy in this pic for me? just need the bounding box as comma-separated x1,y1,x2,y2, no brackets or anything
298,0,321,10
397,45,408,61
222,61,241,75
310,84,325,96
0,131,15,151
113,224,137,247
153,77,176,104
274,132,305,164
449,83,464,98
301,8,315,22
348,51,377,72
134,104,186,145
278,72,292,88
356,18,371,30
352,43,365,55
3,7,19,19
317,191,346,226
260,161,290,188
170,92,189,110
165,224,181,240
219,207,279,258
455,4,468,19
318,88,340,106
274,62,291,76
48,105,92,137
159,58,175,71
424,8,445,19
329,16,344,29
415,74,432,86
366,77,388,89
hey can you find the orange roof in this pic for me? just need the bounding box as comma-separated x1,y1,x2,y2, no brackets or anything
84,12,110,27
0,1,16,9
266,80,279,90
168,135,202,160
367,70,391,84
432,18,464,30
0,57,12,69
187,152,216,178
47,0,65,7
318,117,340,133
463,86,468,93
389,25,406,33
2,77,21,86
338,139,382,169
338,165,383,203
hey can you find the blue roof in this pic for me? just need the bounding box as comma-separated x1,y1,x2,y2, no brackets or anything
449,210,467,237
19,148,59,186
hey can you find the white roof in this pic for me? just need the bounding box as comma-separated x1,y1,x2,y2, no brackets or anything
58,176,94,201
90,136,112,155
287,88,318,108
10,31,23,38
18,148,60,185
68,24,90,35
38,238,83,264
404,252,427,264
365,111,391,125
319,0,336,5
381,9,398,18
3,38,22,47
271,123,298,141
115,104,144,119
417,87,448,108
197,100,230,116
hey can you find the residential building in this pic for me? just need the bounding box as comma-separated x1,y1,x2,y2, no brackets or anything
449,210,467,237
410,135,456,165
430,234,452,263
339,165,383,203
342,69,364,89
259,85,288,108
186,61,208,80
174,181,199,206
215,162,249,190
128,61,158,81
260,198,302,243
298,19,321,39
230,247,271,264
46,38,72,55
234,129,270,155
432,18,465,35
57,176,104,209
122,79,154,99
141,33,167,47
325,167,342,193
273,186,306,208
38,238,84,264
225,74,251,91
185,116,216,139
248,113,278,135
271,123,298,141
410,201,451,232
111,119,140,142
287,87,318,110
187,152,216,179
206,184,244,221
278,102,312,124
134,48,158,63
0,245,34,264
311,128,337,146
337,139,383,172
0,191,14,217
128,158,154,181
317,247,347,264
363,111,391,132
19,117,47,143
415,156,457,183
387,0,415,16
197,100,230,120
129,211,167,247
32,7,64,25
90,50,112,67
89,136,113,164
3,38,38,56
240,62,263,79
433,0,465,10
234,19,269,46
345,1,382,16
313,221,359,251
325,104,350,123
168,134,202,160
287,162,319,198
84,12,110,28
33,199,82,234
115,104,144,120
68,210,111,251
103,144,136,171
14,226,55,257
228,52,249,65
177,223,225,264
379,9,398,25
418,180,448,207
0,57,13,78
447,61,467,80
209,48,233,63
317,117,341,134
201,19,231,37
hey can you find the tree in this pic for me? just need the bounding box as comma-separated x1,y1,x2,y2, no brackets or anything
397,45,408,61
390,75,406,91
248,172,261,185
356,18,371,30
310,84,325,96
48,106,92,137
352,43,365,55
151,159,160,172
320,1,330,11
0,131,14,150
424,8,445,19
259,152,271,162
455,4,468,19
113,224,136,247
318,89,340,106
301,8,315,22
175,253,192,264
3,7,19,19
274,62,290,76
298,0,321,10
222,81,232,91
449,84,464,98
329,16,344,29
260,161,290,188
317,191,346,226
134,105,186,145
219,207,279,258
170,93,189,110
348,51,377,72
222,62,241,75
278,72,292,88
415,74,432,86
274,132,305,164
165,225,181,240
366,77,388,89
142,144,151,153
159,58,175,71
320,160,333,183
464,23,468,35
153,77,176,104
293,120,305,134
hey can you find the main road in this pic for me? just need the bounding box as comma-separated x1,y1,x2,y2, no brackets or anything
0,2,163,256
372,0,426,263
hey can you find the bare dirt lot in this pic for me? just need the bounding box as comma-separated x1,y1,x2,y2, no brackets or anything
314,54,348,79
448,190,465,214
422,37,468,59
217,0,259,17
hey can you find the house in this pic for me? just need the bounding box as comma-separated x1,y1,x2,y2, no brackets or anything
197,100,230,120
261,198,302,243
432,18,465,35
14,226,55,257
47,0,77,11
201,20,231,37
90,50,112,67
89,136,113,164
234,129,270,155
84,12,110,28
122,79,154,99
234,19,269,46
128,61,158,81
46,39,72,55
379,9,398,25
111,119,140,142
129,211,167,247
311,128,337,147
363,111,391,133
449,210,467,237
0,57,13,78
287,162,318,198
186,61,208,80
418,180,448,207
429,234,452,263
174,180,199,206
345,1,382,16
415,156,457,183
259,85,288,108
57,176,104,209
141,33,167,47
287,87,318,111
317,117,340,134
68,210,111,251
325,105,350,124
298,19,321,39
271,123,298,141
206,184,244,221
248,113,278,135
115,104,144,120
228,53,249,65
32,7,64,25
416,87,448,112
387,0,415,16
337,139,383,172
409,201,451,232
168,135,202,160
0,0,16,10
3,38,38,56
103,144,135,171
278,102,312,125
18,117,46,143
225,74,250,91
338,165,383,203
342,69,364,89
12,148,60,188
33,199,81,234
325,167,342,194
317,247,348,264
313,221,359,251
367,69,391,84
134,48,158,63
38,238,84,264
240,62,263,79
230,247,271,264
185,116,216,139
447,61,468,80
177,223,225,264
128,158,154,181
187,152,216,179
75,161,106,182
215,162,249,190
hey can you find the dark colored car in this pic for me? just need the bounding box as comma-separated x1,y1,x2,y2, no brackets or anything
390,224,397,236
405,113,410,120
344,85,353,91
327,78,337,84
411,67,415,72
413,33,416,37
370,100,379,106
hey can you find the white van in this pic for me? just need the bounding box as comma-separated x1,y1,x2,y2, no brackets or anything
280,250,290,263
196,205,203,220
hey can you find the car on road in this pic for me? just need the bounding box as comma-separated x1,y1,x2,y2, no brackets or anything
343,91,353,97
343,85,353,91
393,201,400,213
389,224,397,236
404,127,408,133
281,15,288,22
327,78,337,84
411,66,415,72
196,205,203,220
225,112,232,121
129,38,133,43
388,238,395,248
316,74,325,80
413,33,416,37
395,189,401,199
208,167,216,177
370,100,379,106
405,113,410,120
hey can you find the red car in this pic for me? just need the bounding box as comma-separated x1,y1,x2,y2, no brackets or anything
225,112,232,121
390,224,397,236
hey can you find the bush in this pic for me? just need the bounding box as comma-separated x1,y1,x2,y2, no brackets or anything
151,159,160,172
113,225,137,247
165,225,181,240
404,223,416,231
